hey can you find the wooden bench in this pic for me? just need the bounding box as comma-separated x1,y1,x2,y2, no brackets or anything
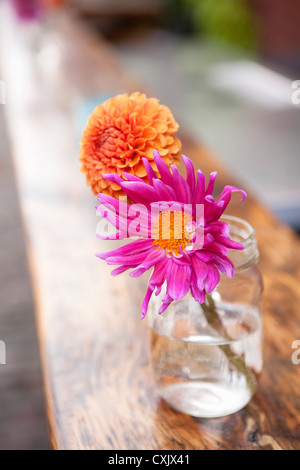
1,5,300,450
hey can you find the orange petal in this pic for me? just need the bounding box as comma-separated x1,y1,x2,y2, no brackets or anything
114,188,127,198
132,126,143,137
101,188,111,196
144,98,160,117
167,121,179,133
134,138,145,150
156,147,169,156
145,145,156,159
134,161,147,178
162,156,174,166
152,120,168,133
123,150,134,159
167,144,181,154
128,152,141,167
172,136,182,148
110,181,122,191
165,135,174,145
129,112,138,127
149,161,159,173
138,116,152,128
156,134,168,147
100,179,109,189
143,127,157,140
117,158,129,168
115,116,124,129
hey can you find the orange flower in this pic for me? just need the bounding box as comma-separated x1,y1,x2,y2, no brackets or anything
79,92,182,198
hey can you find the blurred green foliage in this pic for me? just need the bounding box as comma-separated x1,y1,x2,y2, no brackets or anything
164,0,194,34
166,0,257,51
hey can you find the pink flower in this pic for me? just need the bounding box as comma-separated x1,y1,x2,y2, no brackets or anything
96,151,247,318
11,0,42,20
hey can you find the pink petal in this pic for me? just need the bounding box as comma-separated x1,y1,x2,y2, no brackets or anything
193,170,206,206
205,264,220,293
152,178,177,201
191,250,212,263
103,173,123,186
130,248,165,278
214,235,244,250
122,172,144,183
97,194,131,218
170,165,191,203
120,181,158,204
153,150,174,188
203,196,217,220
203,233,214,247
103,250,153,266
158,294,173,314
149,259,169,289
191,275,206,304
191,254,208,290
155,285,162,296
167,260,191,300
206,171,218,196
209,221,230,238
218,186,247,213
142,157,156,185
206,241,229,256
111,265,134,276
182,154,196,197
210,252,234,278
97,239,153,260
141,287,154,319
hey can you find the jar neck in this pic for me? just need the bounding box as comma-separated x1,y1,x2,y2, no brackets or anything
220,216,259,270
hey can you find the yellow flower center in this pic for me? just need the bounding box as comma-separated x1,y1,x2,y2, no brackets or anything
152,210,193,256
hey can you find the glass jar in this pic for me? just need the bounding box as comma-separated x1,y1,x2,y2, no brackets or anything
148,216,263,418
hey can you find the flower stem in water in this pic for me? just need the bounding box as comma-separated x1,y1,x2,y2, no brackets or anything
201,294,256,396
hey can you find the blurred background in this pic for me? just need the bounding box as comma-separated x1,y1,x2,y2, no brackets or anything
0,0,299,449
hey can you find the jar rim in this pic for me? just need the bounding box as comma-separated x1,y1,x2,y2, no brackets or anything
220,215,255,243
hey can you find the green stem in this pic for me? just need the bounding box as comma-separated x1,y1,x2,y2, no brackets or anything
201,294,256,396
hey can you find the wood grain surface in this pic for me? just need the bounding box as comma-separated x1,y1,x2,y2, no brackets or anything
0,103,49,450
1,4,300,450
